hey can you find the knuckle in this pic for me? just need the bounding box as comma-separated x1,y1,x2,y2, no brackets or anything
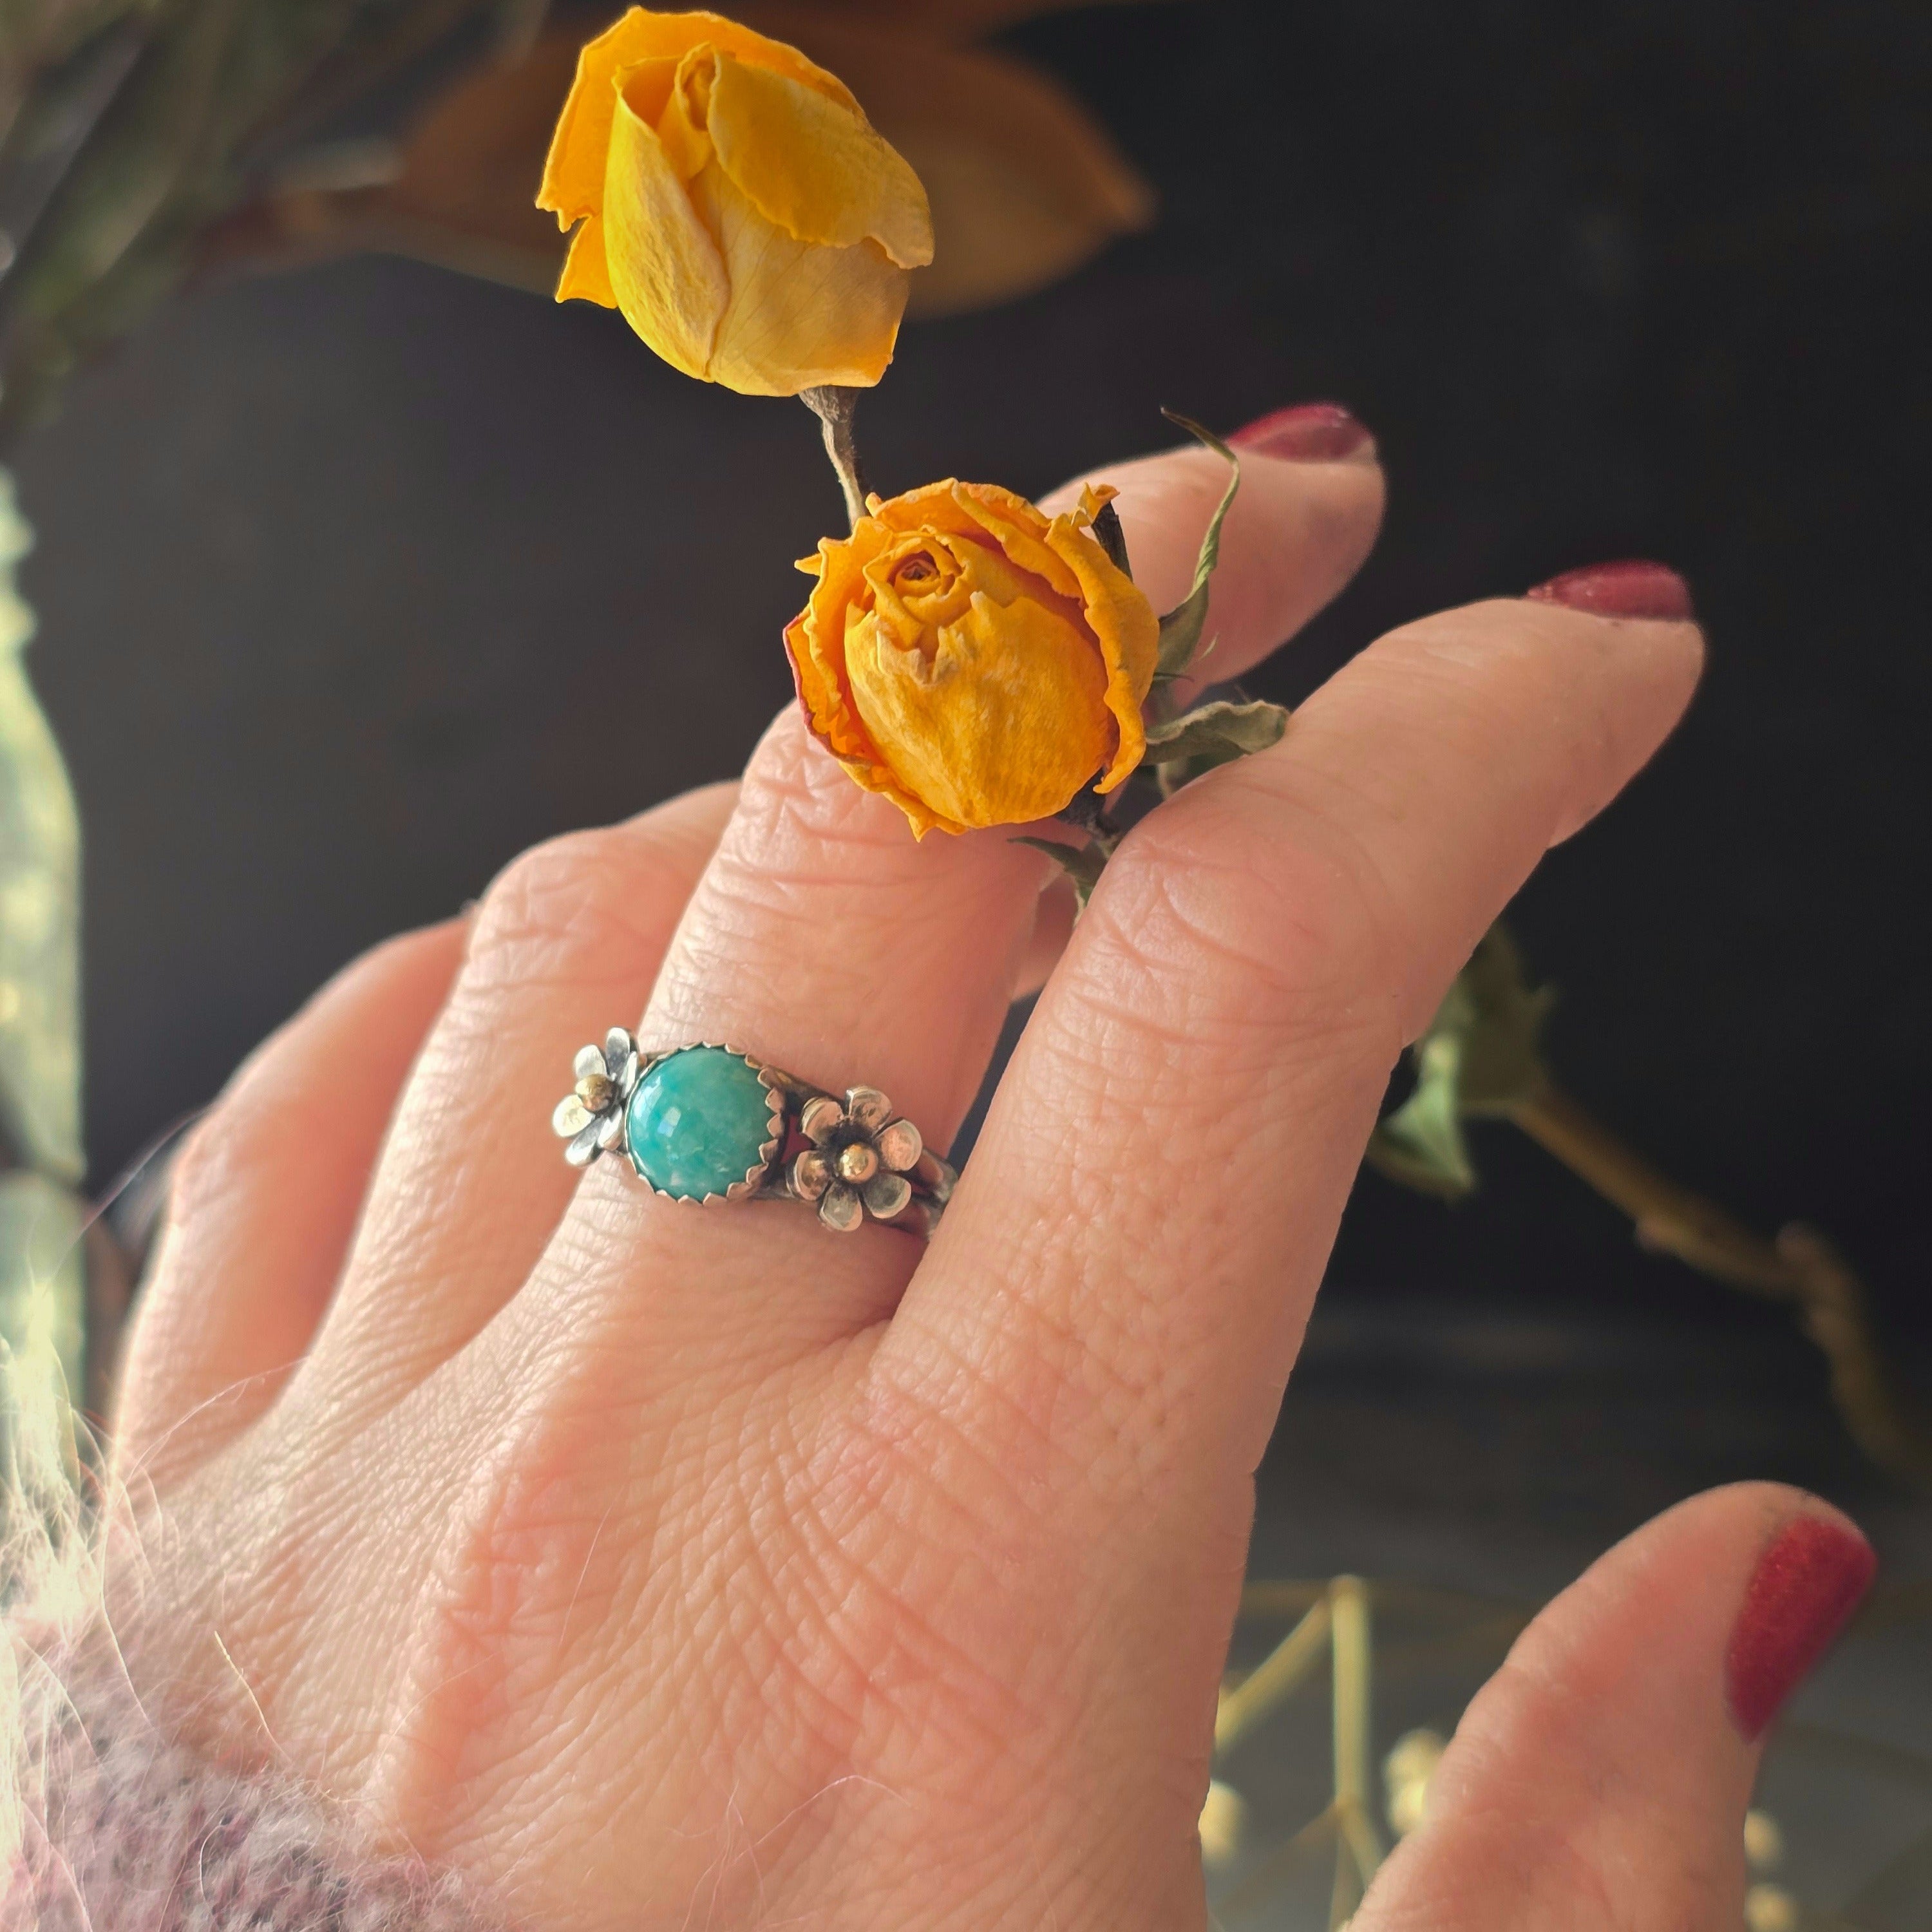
737,726,921,873
466,827,673,991
162,1088,275,1232
392,1418,632,1776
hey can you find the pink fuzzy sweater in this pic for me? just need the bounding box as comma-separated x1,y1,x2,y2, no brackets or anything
5,1642,494,1932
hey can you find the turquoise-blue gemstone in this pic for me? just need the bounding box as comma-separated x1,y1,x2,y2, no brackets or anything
625,1046,775,1200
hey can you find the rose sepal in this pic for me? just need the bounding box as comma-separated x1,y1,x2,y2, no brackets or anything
1151,410,1242,681
1012,833,1110,906
1002,413,1281,905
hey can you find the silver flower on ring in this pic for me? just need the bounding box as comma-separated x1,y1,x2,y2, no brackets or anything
788,1086,925,1233
551,1026,641,1169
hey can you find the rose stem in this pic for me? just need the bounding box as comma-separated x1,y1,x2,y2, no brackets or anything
1499,1080,1932,1488
800,385,871,531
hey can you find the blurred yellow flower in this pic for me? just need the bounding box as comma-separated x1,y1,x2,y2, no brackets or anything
537,8,933,395
786,479,1159,835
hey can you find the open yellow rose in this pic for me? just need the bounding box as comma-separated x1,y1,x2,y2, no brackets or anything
785,479,1160,835
537,9,933,395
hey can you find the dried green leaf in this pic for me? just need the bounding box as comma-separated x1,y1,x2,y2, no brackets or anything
1364,924,1555,1200
1441,923,1555,1117
1154,410,1240,679
1145,696,1287,768
1012,834,1106,905
1365,1023,1477,1201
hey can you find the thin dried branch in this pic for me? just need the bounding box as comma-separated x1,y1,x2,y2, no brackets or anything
1214,1595,1330,1757
1328,1577,1381,1926
1507,1083,1795,1296
1369,924,1932,1490
1509,1084,1932,1489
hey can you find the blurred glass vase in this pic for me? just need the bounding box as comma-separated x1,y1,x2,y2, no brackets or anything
0,468,85,1450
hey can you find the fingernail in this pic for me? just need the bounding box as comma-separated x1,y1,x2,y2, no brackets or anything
1726,1513,1876,1741
1226,402,1376,464
1524,559,1696,621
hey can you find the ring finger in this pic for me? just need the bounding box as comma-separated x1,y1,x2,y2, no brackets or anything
497,417,1387,1372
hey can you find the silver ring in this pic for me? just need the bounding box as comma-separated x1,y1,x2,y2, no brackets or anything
552,1030,956,1237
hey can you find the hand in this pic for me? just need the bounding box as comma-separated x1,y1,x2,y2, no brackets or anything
111,419,1861,1931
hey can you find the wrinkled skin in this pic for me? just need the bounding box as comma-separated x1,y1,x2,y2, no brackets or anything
113,431,1855,1932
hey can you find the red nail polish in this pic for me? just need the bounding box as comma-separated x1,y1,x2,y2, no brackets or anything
1524,559,1696,621
1226,402,1376,464
1726,1514,1875,1741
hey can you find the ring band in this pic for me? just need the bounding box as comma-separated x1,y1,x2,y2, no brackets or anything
553,1030,956,1236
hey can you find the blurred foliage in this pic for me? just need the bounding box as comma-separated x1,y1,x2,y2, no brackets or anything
1370,927,1932,1492
210,1,1155,321
0,0,1161,443
0,0,527,441
1368,926,1555,1202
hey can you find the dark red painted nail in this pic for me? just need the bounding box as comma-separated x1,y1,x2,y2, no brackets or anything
1226,402,1376,464
1726,1513,1875,1742
1525,559,1696,621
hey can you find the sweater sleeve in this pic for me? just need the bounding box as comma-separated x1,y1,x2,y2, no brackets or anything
5,1636,501,1932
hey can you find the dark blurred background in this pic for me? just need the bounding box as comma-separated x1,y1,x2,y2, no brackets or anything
8,0,1931,1540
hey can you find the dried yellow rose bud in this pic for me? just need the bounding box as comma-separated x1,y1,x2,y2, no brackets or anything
785,480,1159,835
538,8,933,395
